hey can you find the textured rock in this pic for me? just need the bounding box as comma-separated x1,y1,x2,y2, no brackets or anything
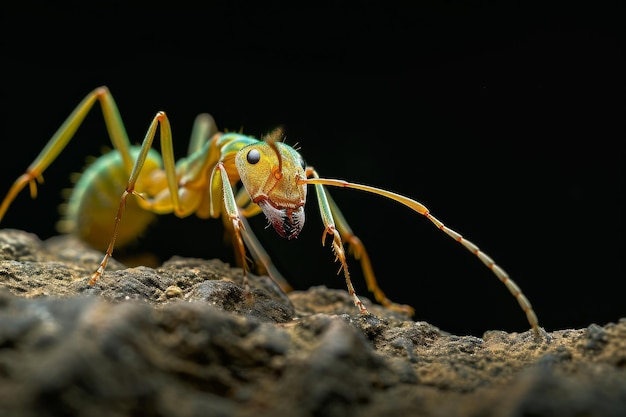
0,229,624,417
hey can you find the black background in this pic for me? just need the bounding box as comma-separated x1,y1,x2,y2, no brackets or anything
1,2,623,336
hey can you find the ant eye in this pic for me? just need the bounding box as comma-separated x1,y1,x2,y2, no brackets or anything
300,158,306,170
247,149,261,164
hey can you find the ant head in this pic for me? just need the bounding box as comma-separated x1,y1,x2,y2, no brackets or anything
235,130,307,239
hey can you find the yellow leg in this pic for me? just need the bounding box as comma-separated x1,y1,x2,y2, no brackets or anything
0,86,135,223
90,111,181,284
187,113,218,155
211,162,252,301
325,192,415,315
307,169,369,314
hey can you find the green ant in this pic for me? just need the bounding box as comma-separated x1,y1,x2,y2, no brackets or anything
0,86,541,336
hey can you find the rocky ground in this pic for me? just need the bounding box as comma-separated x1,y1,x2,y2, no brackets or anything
0,228,624,417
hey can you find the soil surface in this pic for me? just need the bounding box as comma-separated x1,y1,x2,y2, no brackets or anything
0,228,624,417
